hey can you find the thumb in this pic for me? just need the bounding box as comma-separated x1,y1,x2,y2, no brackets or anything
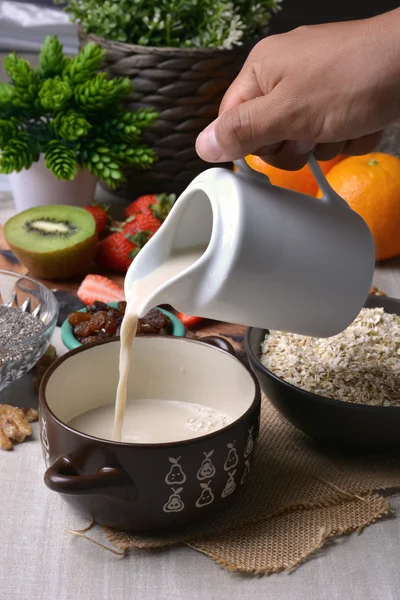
196,87,312,162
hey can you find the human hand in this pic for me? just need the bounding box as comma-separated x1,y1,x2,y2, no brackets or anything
196,9,400,170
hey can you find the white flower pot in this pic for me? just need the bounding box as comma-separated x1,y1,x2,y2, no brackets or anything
9,155,97,213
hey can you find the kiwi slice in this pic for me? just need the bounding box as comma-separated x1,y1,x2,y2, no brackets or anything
4,205,97,280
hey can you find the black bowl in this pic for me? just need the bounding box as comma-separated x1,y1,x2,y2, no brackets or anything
245,295,400,452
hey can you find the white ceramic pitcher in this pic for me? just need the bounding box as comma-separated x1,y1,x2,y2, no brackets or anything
125,157,375,337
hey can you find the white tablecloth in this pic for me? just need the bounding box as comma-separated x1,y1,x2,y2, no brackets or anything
2,410,400,600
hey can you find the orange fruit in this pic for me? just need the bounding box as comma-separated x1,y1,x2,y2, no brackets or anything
237,154,344,196
316,153,400,261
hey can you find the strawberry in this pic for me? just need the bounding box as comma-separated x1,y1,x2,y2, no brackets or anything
97,233,133,273
123,212,161,236
77,274,125,305
176,312,204,328
84,203,110,236
124,193,175,221
96,231,150,273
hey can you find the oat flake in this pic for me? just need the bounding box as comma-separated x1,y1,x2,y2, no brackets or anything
261,308,400,407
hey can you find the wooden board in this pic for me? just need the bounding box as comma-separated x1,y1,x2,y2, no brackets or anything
0,225,247,355
0,225,124,289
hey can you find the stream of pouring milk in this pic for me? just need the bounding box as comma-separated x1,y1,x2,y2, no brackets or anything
112,247,205,441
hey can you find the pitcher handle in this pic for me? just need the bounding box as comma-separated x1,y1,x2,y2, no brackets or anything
234,156,349,211
233,158,272,183
308,155,349,210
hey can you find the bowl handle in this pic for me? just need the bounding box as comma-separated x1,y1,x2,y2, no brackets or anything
44,456,136,500
200,336,236,356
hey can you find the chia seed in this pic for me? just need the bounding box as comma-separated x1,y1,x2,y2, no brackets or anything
0,305,44,365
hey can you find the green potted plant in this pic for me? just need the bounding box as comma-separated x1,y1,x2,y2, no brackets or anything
0,36,157,212
56,0,282,198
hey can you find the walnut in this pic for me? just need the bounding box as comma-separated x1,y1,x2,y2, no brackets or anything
370,287,387,297
0,404,38,450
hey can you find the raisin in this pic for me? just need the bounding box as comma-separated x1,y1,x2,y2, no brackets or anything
138,308,171,335
86,301,109,314
95,301,110,311
96,331,109,339
103,312,118,337
117,301,127,315
79,336,101,345
74,320,96,338
137,322,150,334
90,311,108,331
110,308,123,325
68,311,91,327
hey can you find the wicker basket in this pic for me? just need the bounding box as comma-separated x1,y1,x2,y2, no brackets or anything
79,29,249,199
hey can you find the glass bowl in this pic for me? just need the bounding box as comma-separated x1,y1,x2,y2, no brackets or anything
0,270,59,391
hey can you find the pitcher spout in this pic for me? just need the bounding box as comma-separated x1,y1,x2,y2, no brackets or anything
124,169,226,317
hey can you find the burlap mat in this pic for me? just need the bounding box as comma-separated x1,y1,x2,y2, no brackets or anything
102,397,400,574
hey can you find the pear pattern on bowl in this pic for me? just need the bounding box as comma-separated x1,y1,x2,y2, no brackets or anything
165,457,187,485
221,469,236,498
244,427,254,459
240,459,251,485
160,425,258,513
197,450,216,481
41,416,50,468
224,441,239,471
195,481,215,508
163,487,185,513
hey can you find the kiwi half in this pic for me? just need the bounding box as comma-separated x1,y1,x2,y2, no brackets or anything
4,205,97,280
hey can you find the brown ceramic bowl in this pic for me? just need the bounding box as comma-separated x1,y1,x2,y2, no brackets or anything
39,335,260,532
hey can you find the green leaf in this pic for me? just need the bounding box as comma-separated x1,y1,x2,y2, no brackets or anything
151,193,176,221
0,118,20,147
0,83,14,118
126,230,151,249
3,53,39,110
39,76,72,111
126,230,152,258
78,138,121,187
52,109,91,141
97,108,158,142
74,74,132,111
45,140,78,180
40,35,68,77
0,83,13,104
58,0,281,49
3,53,37,87
0,131,39,174
63,42,105,86
0,35,158,179
110,142,157,169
